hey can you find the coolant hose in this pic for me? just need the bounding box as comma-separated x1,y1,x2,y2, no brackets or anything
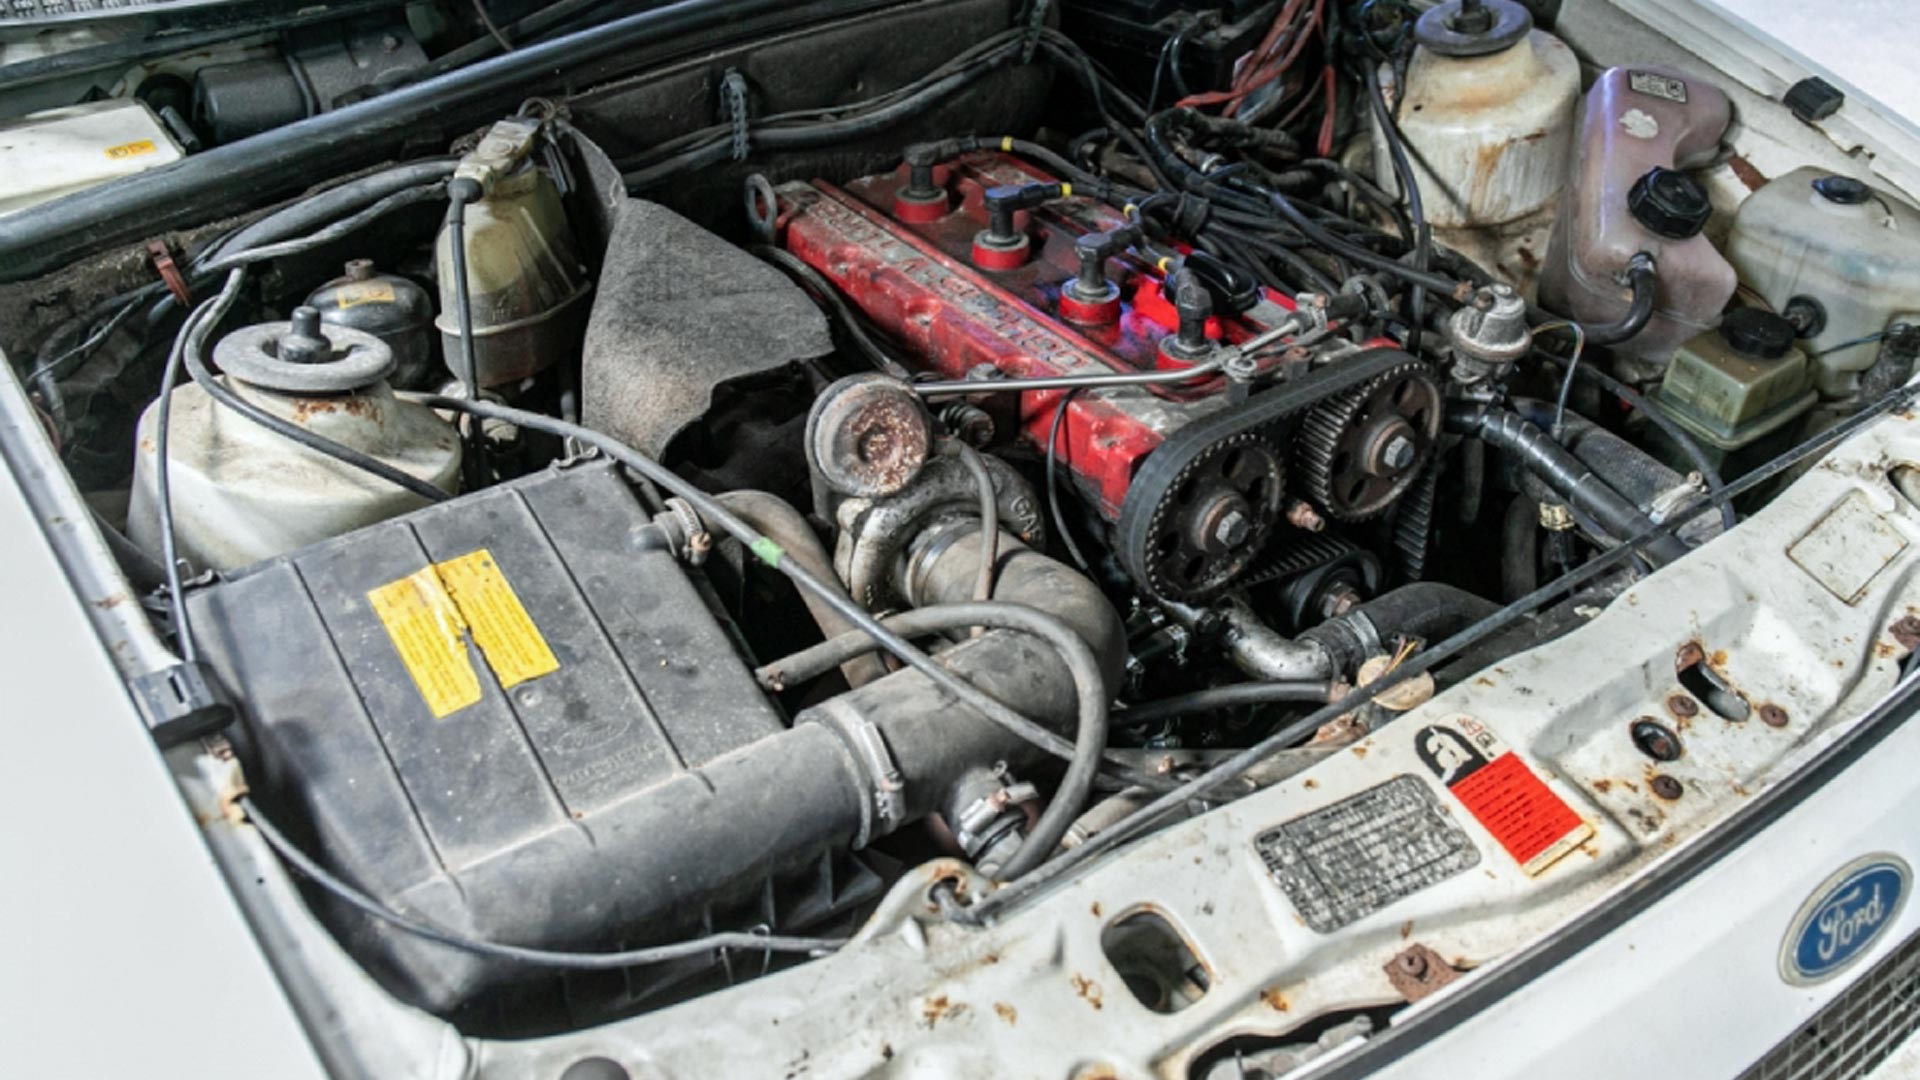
1576,252,1658,347
1447,403,1692,566
1302,582,1502,674
715,491,888,687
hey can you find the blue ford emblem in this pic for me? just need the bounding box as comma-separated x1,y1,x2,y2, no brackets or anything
1780,855,1911,986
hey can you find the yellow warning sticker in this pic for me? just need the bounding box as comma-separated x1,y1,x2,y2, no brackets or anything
367,566,480,718
434,550,560,689
104,139,157,160
367,549,559,718
334,281,397,308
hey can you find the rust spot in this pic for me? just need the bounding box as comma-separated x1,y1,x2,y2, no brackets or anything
1090,901,1102,918
1675,641,1706,670
1071,974,1105,1010
1303,778,1319,790
1726,154,1768,192
1261,988,1291,1012
1876,641,1898,659
1474,676,1496,687
291,395,379,423
981,952,999,965
1593,779,1613,794
1399,920,1413,939
1350,744,1368,759
92,592,128,609
920,995,967,1028
994,1002,1017,1025
880,1044,893,1061
1711,650,1729,668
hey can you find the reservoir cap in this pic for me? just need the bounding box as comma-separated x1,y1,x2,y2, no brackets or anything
1720,308,1797,361
1812,175,1872,205
1628,166,1712,240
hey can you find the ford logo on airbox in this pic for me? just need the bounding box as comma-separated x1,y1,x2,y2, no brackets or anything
1780,855,1911,985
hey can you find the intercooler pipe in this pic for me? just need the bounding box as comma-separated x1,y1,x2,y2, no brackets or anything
1447,403,1692,566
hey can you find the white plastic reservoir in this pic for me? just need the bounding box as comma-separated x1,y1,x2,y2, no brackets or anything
1370,0,1580,298
128,309,461,572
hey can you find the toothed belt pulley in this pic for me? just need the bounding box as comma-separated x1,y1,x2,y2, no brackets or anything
1296,363,1443,521
1131,433,1286,598
1117,349,1431,602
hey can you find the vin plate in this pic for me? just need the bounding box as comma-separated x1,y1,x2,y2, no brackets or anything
1256,775,1480,933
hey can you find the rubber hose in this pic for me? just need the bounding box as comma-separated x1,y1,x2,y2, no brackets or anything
1578,253,1658,347
758,600,1109,882
1117,681,1337,727
1446,404,1691,566
715,490,888,687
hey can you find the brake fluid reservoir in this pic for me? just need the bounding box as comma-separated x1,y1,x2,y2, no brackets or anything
127,308,461,572
435,117,591,388
1371,0,1579,298
1725,169,1920,398
306,259,436,390
1539,66,1738,371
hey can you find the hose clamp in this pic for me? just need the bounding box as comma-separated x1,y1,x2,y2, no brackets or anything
815,700,906,849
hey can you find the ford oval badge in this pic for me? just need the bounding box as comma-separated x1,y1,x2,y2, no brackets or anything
1780,855,1911,986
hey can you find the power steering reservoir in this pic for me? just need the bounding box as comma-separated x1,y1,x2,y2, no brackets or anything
127,307,462,571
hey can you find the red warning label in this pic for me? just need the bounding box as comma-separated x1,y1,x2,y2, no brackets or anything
1415,718,1593,876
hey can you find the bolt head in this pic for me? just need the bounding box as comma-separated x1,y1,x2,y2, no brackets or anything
1381,434,1416,472
1214,509,1252,548
1651,774,1684,800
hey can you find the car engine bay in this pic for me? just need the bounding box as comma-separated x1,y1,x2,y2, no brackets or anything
6,0,1920,1073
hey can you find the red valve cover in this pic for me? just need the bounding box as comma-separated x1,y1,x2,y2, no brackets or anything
776,151,1302,519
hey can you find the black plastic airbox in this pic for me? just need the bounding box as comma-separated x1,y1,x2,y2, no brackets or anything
189,460,874,1022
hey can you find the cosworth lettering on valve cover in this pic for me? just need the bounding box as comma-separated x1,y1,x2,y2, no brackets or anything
4,0,1920,1076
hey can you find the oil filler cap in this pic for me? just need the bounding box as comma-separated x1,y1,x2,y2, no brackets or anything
1719,308,1797,361
1628,166,1712,240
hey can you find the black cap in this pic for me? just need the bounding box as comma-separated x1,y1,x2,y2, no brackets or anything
1812,175,1872,205
1784,76,1845,123
278,307,334,365
1414,0,1533,57
1628,167,1712,240
1719,308,1797,361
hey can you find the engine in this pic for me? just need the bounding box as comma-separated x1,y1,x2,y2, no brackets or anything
13,0,1919,1053
777,149,1442,607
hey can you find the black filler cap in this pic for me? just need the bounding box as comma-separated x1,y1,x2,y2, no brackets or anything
1720,308,1797,361
1629,167,1713,240
1812,175,1872,205
1414,0,1533,58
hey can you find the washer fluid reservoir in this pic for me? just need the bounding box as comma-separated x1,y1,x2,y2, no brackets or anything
1539,66,1737,373
1370,0,1580,298
127,308,462,572
1725,168,1920,399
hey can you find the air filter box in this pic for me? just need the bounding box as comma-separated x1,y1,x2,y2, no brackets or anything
188,459,879,1026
